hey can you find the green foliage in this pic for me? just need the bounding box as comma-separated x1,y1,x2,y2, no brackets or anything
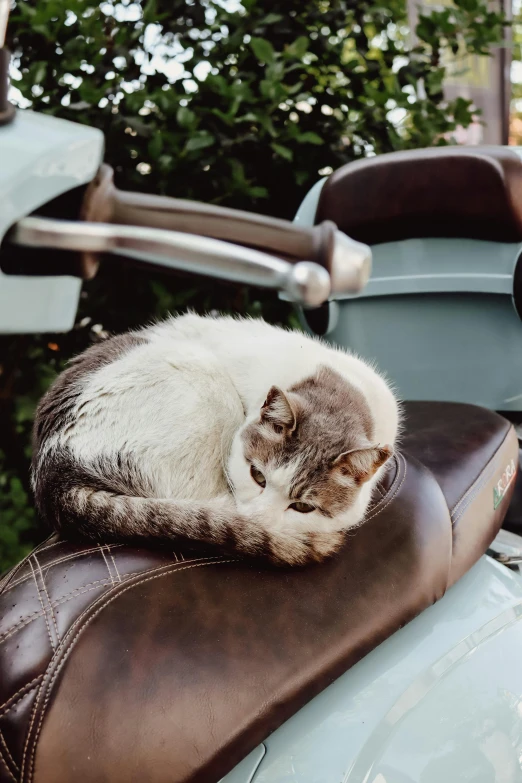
0,0,508,570
509,5,522,143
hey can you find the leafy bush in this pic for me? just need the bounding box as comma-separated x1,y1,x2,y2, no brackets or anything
0,0,507,570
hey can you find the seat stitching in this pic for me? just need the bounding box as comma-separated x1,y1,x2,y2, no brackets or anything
32,541,62,555
451,459,496,517
366,454,402,515
373,484,385,499
0,564,26,596
0,563,30,598
361,453,402,524
0,611,43,646
0,728,18,772
0,582,114,646
0,536,54,595
452,464,497,523
24,557,237,782
4,552,106,594
10,544,125,593
0,536,60,595
365,453,406,523
368,453,406,521
3,546,126,593
33,557,59,645
0,677,44,717
98,545,115,587
108,548,122,583
28,561,55,653
0,557,226,647
451,428,514,516
3,545,205,595
451,431,516,522
0,747,16,782
452,459,501,524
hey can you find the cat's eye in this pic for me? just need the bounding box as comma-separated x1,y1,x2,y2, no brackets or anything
288,501,315,514
250,465,266,488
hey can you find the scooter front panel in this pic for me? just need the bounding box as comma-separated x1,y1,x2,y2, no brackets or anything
0,110,103,333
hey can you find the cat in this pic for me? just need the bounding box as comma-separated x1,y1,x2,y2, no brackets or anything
31,314,400,566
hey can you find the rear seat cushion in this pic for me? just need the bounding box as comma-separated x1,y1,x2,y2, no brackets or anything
402,401,518,584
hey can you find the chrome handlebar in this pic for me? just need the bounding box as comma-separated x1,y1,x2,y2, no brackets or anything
11,217,334,308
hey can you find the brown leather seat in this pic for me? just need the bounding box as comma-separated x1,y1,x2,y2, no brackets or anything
315,147,522,244
0,402,517,783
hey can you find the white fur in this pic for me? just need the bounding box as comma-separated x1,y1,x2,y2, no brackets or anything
57,314,399,539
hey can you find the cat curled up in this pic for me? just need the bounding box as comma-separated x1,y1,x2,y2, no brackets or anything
32,314,400,566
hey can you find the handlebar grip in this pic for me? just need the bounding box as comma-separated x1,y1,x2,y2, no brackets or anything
81,165,371,296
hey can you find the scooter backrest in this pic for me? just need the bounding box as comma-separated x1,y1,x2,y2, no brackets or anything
315,146,522,245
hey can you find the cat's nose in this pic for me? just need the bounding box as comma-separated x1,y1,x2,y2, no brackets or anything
257,489,287,516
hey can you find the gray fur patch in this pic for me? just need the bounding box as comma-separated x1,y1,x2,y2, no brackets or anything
32,332,148,527
242,366,378,517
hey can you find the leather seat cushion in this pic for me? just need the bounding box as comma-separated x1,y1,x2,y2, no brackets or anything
315,147,522,244
401,402,518,584
0,403,517,783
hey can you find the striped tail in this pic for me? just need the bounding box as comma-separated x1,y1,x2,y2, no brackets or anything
50,486,345,567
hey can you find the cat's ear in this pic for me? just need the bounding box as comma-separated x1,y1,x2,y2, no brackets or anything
333,444,393,484
261,386,297,434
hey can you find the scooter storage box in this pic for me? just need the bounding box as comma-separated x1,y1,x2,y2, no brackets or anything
295,147,522,412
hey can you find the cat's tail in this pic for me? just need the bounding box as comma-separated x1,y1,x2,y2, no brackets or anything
41,480,345,567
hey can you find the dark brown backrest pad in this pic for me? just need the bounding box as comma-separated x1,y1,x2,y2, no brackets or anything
25,456,452,783
316,147,522,244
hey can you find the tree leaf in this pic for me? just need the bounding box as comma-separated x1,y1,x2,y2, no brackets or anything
34,62,47,84
249,185,269,198
148,133,163,158
176,106,196,128
185,132,215,152
250,37,275,63
296,131,324,145
262,13,283,25
286,36,309,59
271,142,293,161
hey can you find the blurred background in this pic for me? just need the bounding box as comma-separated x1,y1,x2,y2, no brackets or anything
0,0,518,569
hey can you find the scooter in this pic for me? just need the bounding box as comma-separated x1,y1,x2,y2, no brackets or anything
1,22,522,783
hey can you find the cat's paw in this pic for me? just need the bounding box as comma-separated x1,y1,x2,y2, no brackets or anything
267,528,346,567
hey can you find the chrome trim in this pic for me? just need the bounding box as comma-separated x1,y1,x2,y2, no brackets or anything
330,231,372,294
487,529,522,566
10,216,332,308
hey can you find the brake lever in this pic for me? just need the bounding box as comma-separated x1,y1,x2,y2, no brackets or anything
10,216,331,308
81,165,371,297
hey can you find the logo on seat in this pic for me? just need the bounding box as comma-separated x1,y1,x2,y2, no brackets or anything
494,459,517,510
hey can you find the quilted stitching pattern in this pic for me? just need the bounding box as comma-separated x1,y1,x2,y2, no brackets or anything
0,536,209,781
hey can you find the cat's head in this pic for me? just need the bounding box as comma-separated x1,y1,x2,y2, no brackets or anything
227,367,393,533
